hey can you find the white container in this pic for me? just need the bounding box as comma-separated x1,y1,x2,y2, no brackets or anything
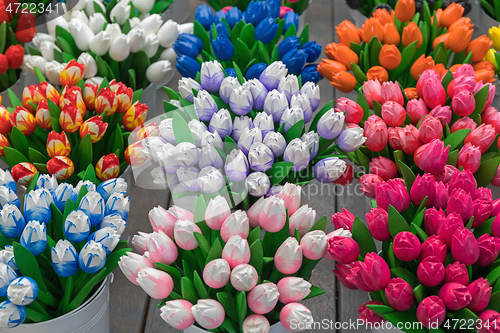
1,276,111,333
0,72,28,108
171,0,191,24
183,322,290,333
480,7,500,36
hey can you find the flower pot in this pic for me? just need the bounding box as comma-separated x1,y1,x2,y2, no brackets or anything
1,276,111,333
480,7,500,36
170,0,191,24
183,322,289,333
0,72,28,108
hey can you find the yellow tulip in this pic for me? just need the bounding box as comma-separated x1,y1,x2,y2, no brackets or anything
489,26,500,51
485,48,498,68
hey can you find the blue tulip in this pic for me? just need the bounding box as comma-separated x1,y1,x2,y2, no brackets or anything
78,191,105,226
225,68,237,77
283,11,299,32
226,6,243,28
105,193,130,221
52,183,74,213
212,35,235,61
96,178,127,203
173,34,202,59
64,210,91,243
0,300,26,328
78,241,106,274
0,246,19,274
210,22,230,40
278,36,300,58
301,41,322,62
7,277,38,306
0,204,26,239
246,62,268,80
195,4,214,30
0,186,19,209
180,33,203,53
51,239,79,277
255,17,279,44
88,227,120,255
23,189,52,224
70,180,96,203
299,64,322,84
20,221,47,256
176,55,201,79
36,175,58,194
0,170,15,195
267,0,280,18
0,263,17,297
214,10,225,23
244,0,268,26
282,48,308,74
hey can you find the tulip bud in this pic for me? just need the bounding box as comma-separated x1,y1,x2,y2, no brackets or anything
385,278,415,311
245,172,271,197
220,210,249,243
393,231,421,262
420,235,447,263
227,263,257,293
365,207,390,241
118,252,154,285
317,109,344,140
136,267,174,301
465,124,496,154
369,156,398,181
436,212,463,248
276,277,311,305
376,179,411,213
364,115,388,152
20,221,47,256
173,220,201,251
466,278,492,313
95,153,120,181
224,149,249,182
381,82,404,106
202,259,230,290
289,205,315,236
248,283,280,315
405,98,428,125
417,296,446,328
358,174,383,198
417,256,445,287
451,228,479,266
280,107,304,134
63,210,91,243
476,234,500,268
359,253,391,291
146,230,177,265
300,230,327,260
447,188,473,224
439,282,472,311
477,310,500,333
419,115,443,144
314,157,347,183
222,235,250,270
414,139,449,175
327,236,359,265
283,138,310,172
160,300,195,330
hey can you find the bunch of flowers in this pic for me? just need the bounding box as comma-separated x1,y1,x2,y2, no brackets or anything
319,1,493,93
0,172,130,328
174,1,322,83
23,1,190,89
0,61,149,186
196,0,311,16
346,0,471,18
328,166,500,332
124,60,366,208
340,64,500,196
120,184,325,332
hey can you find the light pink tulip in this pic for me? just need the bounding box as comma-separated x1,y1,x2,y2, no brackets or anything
359,173,384,198
300,230,327,260
275,237,302,274
259,197,286,232
248,283,280,314
205,196,231,230
247,196,265,228
363,79,382,108
381,101,406,127
137,267,174,299
280,303,313,332
230,264,258,291
277,183,301,215
418,115,443,143
401,124,423,155
174,220,201,250
243,315,270,333
118,252,154,285
289,205,316,236
220,210,249,242
417,69,441,97
337,97,364,124
147,231,178,265
160,300,195,330
364,115,387,152
192,299,225,329
381,81,404,105
148,206,176,238
203,259,230,289
222,235,250,269
450,116,477,133
132,232,150,254
406,98,428,125
277,277,311,304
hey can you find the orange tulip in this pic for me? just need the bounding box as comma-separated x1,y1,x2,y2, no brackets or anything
379,45,401,70
475,69,496,83
402,22,423,48
448,17,471,32
325,43,359,70
383,22,400,46
449,64,461,73
395,0,415,22
447,24,473,53
317,59,347,80
404,88,419,100
373,8,395,26
361,17,385,44
432,33,449,49
411,55,435,80
431,9,443,27
366,66,389,83
432,64,448,78
466,35,493,62
336,20,361,46
330,71,357,93
473,61,496,72
439,2,464,28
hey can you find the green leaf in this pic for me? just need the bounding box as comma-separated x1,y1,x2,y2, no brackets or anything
7,89,21,107
0,23,6,53
266,161,293,186
205,238,223,266
236,38,251,69
368,37,383,67
217,292,239,322
155,263,182,293
351,63,367,85
443,128,471,151
55,25,77,56
193,271,210,299
236,291,247,328
471,85,490,120
78,135,93,173
163,86,181,100
384,311,427,333
303,285,325,300
283,120,304,143
309,101,332,132
310,216,327,232
240,23,256,48
487,291,500,310
249,239,264,274
10,127,29,160
13,242,48,292
476,157,500,187
68,268,108,311
388,205,410,238
391,40,419,80
193,232,210,259
414,284,427,303
194,195,207,226
172,112,195,145
181,277,199,304
391,267,419,288
351,217,376,257
397,161,415,193
3,147,29,167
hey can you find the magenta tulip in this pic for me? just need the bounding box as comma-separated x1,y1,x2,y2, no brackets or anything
448,169,477,197
414,139,450,175
369,156,398,181
417,69,441,97
401,124,423,155
381,81,404,106
434,164,459,184
334,263,358,290
363,79,382,108
419,235,447,263
359,173,384,198
475,188,493,201
457,143,481,174
358,301,384,324
473,198,493,229
406,98,428,125
444,262,469,285
437,212,463,247
493,198,500,217
331,207,355,231
439,282,472,311
381,101,406,127
477,310,500,333
447,74,476,97
434,181,449,210
468,278,492,313
492,215,500,238
417,256,445,287
422,78,447,109
364,115,388,152
417,296,446,328
327,236,359,264
419,115,443,143
425,207,446,236
464,124,496,154
366,207,390,241
477,234,500,267
429,105,452,128
411,173,436,207
451,116,477,133
359,253,391,291
452,90,475,117
385,278,415,311
376,179,411,213
448,188,474,224
451,228,479,266
345,261,374,292
393,231,421,262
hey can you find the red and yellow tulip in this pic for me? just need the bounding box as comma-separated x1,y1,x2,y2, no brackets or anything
134,122,159,141
36,99,52,130
79,115,108,143
47,156,74,180
0,133,9,157
11,162,37,186
124,141,147,166
38,82,61,106
60,86,86,117
83,82,98,111
0,106,12,134
59,105,83,133
22,84,42,114
114,83,133,113
59,59,84,87
47,130,71,158
12,106,36,136
95,88,117,116
123,101,148,131
95,153,120,181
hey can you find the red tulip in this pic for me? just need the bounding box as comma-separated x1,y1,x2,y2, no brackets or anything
327,236,359,264
5,45,24,69
476,234,500,267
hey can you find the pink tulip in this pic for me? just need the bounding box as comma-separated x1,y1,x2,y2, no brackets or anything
452,228,479,266
369,156,398,181
366,207,390,241
358,301,384,324
450,116,477,133
345,261,374,292
422,78,447,109
242,315,270,333
393,231,421,261
401,124,423,155
439,282,472,311
275,237,303,274
248,283,280,314
359,253,391,291
324,229,351,261
174,220,201,251
337,97,364,124
477,310,500,333
434,164,459,184
425,207,446,236
464,124,496,153
419,235,447,263
468,278,492,313
205,196,231,230
411,173,436,207
447,188,474,223
221,6,232,13
447,74,476,97
136,267,174,299
247,196,264,228
376,179,411,213
147,231,178,265
334,263,358,290
259,197,286,232
419,115,443,143
203,259,230,289
387,127,403,150
132,232,150,254
220,210,249,242
280,303,313,332
486,111,500,134
444,262,469,285
222,235,251,269
417,256,445,287
454,64,475,78
385,278,415,311
477,234,500,267
300,230,327,260
277,183,301,215
452,90,475,117
475,187,493,201
327,236,359,264
493,166,500,187
363,79,382,108
192,299,225,330
417,69,441,97
364,115,388,152
417,296,446,328
160,300,195,330
279,6,293,18
448,169,477,197
230,264,258,291
438,212,464,247
406,98,428,125
359,174,384,198
429,105,452,128
414,139,449,175
492,215,500,237
457,143,481,174
289,205,316,236
118,252,154,286
277,277,311,304
381,101,406,127
148,206,177,238
482,106,498,123
331,207,355,231
434,181,449,210
493,198,500,217
381,82,404,105
473,198,493,228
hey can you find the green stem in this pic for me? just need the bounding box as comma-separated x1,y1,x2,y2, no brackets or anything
29,299,52,318
26,308,53,323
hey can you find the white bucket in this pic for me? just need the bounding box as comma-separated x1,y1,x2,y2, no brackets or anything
171,0,190,24
0,72,28,108
183,322,290,333
480,7,500,36
0,275,111,333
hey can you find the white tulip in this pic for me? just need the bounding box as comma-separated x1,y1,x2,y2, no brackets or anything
110,2,130,25
178,22,194,34
46,16,69,38
132,0,154,13
89,13,107,34
129,17,141,29
69,0,87,11
157,20,179,48
85,76,103,87
25,56,47,76
138,14,162,35
90,31,112,56
68,18,95,51
146,60,171,83
85,0,106,16
105,23,121,42
159,47,177,64
39,41,61,62
109,34,130,62
45,61,64,85
77,53,98,78
128,28,146,53
70,10,89,26
139,12,150,20
143,34,159,58
32,33,56,49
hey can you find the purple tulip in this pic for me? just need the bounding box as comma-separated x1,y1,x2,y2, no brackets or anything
259,61,288,91
225,149,249,182
220,76,240,104
280,107,304,133
194,90,218,121
200,61,225,94
209,108,233,139
253,112,274,138
245,79,268,111
248,143,274,172
230,86,253,115
232,116,253,142
264,89,288,122
237,128,262,155
263,132,286,157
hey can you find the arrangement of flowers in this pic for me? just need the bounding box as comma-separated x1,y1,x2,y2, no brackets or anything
197,0,311,16
347,0,471,18
120,183,326,332
174,1,322,83
0,61,149,186
329,166,500,332
124,60,366,209
23,1,190,90
319,1,493,93
0,171,130,328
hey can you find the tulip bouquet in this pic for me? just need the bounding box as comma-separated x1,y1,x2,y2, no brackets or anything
328,165,500,332
198,0,311,16
0,61,149,186
175,2,322,83
347,0,471,18
319,1,493,93
124,60,366,209
120,184,325,332
0,171,131,328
